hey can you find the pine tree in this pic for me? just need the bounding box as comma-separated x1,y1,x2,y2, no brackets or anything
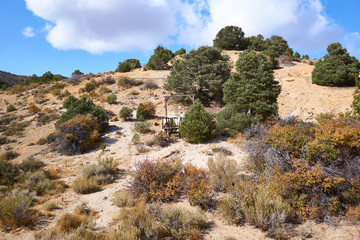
179,100,216,143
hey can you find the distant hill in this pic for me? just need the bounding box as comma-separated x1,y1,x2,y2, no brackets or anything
0,70,28,86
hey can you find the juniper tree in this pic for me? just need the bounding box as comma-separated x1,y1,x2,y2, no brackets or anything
312,42,360,86
165,46,231,104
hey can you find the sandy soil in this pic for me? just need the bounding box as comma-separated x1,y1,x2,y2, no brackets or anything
0,54,359,240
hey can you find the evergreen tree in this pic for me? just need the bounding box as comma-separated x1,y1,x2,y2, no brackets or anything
213,26,248,50
312,42,360,86
146,45,174,70
165,46,231,104
179,100,216,143
223,51,281,120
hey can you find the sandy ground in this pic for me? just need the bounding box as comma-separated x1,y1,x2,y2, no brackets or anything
0,55,359,240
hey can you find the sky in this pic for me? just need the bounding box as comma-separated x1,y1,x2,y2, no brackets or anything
0,0,359,77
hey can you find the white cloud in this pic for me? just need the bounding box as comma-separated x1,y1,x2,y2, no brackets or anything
24,0,342,54
25,0,178,54
343,32,360,59
22,26,35,38
178,0,342,52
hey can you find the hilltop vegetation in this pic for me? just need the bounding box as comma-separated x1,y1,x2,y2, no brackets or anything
0,25,359,240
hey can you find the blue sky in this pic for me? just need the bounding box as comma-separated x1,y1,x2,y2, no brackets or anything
0,0,359,77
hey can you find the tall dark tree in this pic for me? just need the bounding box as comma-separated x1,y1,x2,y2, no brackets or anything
165,46,231,104
146,45,174,70
264,35,292,57
213,26,248,50
248,34,266,51
312,42,360,86
223,50,281,120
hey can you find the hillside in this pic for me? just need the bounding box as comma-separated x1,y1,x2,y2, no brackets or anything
0,56,359,240
0,70,28,86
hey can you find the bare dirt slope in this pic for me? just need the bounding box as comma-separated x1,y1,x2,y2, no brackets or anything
0,55,359,240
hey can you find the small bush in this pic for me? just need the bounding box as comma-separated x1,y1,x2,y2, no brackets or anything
56,114,101,155
28,103,41,114
4,121,30,136
72,177,100,194
20,157,45,172
119,106,133,121
0,195,36,229
7,104,16,112
106,93,117,104
136,102,156,120
141,80,159,90
56,96,109,131
184,165,213,210
80,80,100,93
103,76,116,85
207,154,240,192
117,76,143,89
114,203,159,240
23,170,67,196
134,121,151,134
113,190,136,208
42,201,59,212
0,160,20,185
130,159,184,202
131,134,140,144
0,150,20,161
129,90,139,95
99,86,112,94
179,100,216,143
136,103,146,120
157,206,209,239
55,213,86,233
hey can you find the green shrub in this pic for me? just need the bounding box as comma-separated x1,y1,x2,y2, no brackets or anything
56,114,101,155
56,95,109,131
312,42,360,86
136,102,156,120
119,106,133,121
134,121,151,134
7,104,16,112
0,195,36,229
179,100,216,143
116,59,141,72
106,93,117,104
146,45,174,70
136,103,146,120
